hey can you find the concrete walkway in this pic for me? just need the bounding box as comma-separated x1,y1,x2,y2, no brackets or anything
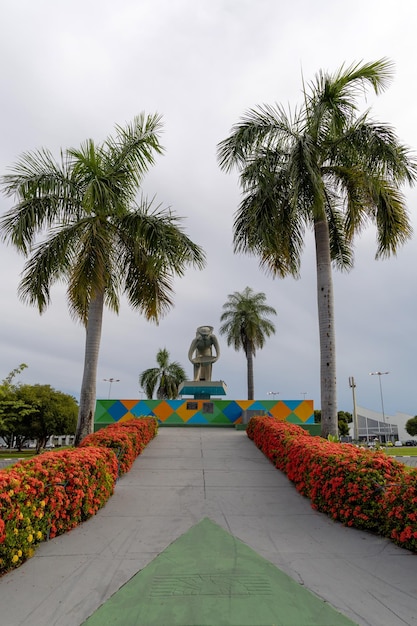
1,428,417,625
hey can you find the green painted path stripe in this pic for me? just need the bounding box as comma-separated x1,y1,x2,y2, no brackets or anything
83,517,357,626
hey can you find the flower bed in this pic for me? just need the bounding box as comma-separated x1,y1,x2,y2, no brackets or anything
0,417,158,575
247,416,417,552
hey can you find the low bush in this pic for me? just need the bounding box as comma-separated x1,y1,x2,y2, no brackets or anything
247,416,417,551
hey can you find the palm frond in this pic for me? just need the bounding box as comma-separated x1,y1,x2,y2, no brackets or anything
340,117,417,185
373,184,413,257
17,226,74,313
323,194,354,270
66,218,116,323
217,104,295,172
104,113,164,188
139,367,160,399
306,59,394,145
234,162,305,278
113,200,205,321
0,149,74,252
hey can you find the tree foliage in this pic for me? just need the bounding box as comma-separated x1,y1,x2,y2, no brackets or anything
0,364,31,447
0,366,77,451
139,348,187,399
314,410,352,437
405,416,417,437
16,384,78,452
219,287,276,400
0,376,78,451
1,116,205,444
218,59,417,437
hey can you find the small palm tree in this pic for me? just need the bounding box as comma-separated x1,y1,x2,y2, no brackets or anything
1,115,205,444
218,59,417,436
140,348,186,399
219,287,276,400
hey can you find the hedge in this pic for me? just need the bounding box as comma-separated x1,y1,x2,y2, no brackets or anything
247,416,417,551
0,417,158,575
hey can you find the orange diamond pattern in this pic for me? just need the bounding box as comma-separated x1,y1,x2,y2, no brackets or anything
293,400,314,422
269,402,292,420
176,402,198,422
151,401,175,420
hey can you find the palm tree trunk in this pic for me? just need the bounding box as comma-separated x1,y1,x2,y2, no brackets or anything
314,219,338,438
74,291,104,445
246,345,254,400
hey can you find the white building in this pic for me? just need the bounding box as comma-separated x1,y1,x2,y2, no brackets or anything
390,411,415,443
349,406,414,443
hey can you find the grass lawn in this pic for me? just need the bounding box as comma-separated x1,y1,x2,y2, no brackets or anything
0,450,36,459
0,446,73,460
3,445,416,462
384,447,417,456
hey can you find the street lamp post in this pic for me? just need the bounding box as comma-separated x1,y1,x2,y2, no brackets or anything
348,377,359,441
369,371,389,424
267,391,280,399
103,378,120,399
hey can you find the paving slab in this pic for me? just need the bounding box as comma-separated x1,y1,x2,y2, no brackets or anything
0,428,416,626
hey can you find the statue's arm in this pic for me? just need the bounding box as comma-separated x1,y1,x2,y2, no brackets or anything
188,339,197,363
212,335,220,362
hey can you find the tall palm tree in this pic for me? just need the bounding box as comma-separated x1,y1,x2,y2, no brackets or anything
1,115,206,445
139,348,186,399
219,287,276,400
218,60,417,437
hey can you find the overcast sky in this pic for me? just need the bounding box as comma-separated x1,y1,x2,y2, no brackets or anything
1,0,417,418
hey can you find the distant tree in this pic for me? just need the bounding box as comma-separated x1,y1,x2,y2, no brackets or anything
0,364,31,448
16,384,78,452
338,411,352,423
314,410,352,437
219,287,277,400
139,348,187,399
1,363,28,388
0,399,35,450
338,418,350,437
405,416,417,437
1,116,205,445
314,410,322,423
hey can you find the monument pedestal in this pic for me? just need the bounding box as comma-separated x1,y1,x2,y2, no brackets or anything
178,380,227,400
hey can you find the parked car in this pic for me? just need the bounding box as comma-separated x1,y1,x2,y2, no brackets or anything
404,440,417,447
394,441,403,447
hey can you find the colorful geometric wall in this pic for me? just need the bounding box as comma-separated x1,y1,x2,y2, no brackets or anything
94,398,314,428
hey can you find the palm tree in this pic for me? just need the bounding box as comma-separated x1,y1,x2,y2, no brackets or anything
139,348,187,399
218,60,417,437
1,115,206,445
219,287,276,400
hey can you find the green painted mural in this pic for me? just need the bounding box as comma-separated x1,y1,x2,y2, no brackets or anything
94,398,314,428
